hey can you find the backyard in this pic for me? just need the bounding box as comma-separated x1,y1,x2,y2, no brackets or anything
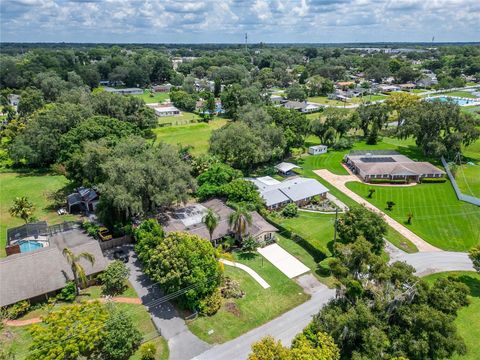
345,181,480,251
187,252,309,344
153,118,227,155
132,90,170,104
423,271,480,360
0,172,80,258
157,111,201,126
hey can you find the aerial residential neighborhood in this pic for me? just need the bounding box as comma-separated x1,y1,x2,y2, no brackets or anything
1,1,480,360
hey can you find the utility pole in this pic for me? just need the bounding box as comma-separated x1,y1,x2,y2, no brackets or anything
245,33,248,52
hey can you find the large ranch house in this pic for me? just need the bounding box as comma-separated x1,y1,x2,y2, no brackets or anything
344,150,445,183
248,176,329,210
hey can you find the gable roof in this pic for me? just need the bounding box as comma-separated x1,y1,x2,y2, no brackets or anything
163,199,277,241
248,176,329,207
0,239,107,307
275,162,300,173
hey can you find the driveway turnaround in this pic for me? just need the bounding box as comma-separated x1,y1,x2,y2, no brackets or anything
257,244,310,279
314,169,440,252
220,259,270,289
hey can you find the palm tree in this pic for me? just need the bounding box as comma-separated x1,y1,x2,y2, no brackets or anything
62,247,95,295
228,206,252,243
9,197,35,224
202,209,219,247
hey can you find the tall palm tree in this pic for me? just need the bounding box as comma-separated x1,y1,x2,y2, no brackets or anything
202,209,219,247
228,206,252,243
62,247,95,295
9,197,35,224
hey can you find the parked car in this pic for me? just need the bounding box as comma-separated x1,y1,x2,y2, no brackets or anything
98,227,113,241
113,249,129,263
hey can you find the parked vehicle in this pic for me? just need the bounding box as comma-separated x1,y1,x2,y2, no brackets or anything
113,249,129,263
98,227,113,241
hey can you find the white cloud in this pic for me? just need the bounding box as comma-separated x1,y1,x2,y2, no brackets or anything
0,0,479,42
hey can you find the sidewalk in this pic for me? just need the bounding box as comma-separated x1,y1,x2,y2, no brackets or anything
220,259,270,289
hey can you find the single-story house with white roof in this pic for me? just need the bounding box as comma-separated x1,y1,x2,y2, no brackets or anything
308,145,328,155
154,106,181,117
274,162,300,175
248,176,329,209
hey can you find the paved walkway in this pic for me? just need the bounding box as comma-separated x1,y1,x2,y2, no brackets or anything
220,259,270,289
257,244,310,279
314,169,441,252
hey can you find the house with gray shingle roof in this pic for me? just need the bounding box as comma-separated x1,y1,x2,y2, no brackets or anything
248,176,329,209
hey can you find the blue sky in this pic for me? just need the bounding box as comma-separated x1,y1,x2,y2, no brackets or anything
1,0,479,43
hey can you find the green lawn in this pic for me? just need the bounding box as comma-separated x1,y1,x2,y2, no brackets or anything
153,119,227,155
423,271,480,360
349,94,388,103
456,163,480,198
132,90,170,104
442,91,477,98
157,111,201,126
308,96,346,106
411,89,428,94
187,252,309,344
0,173,80,258
346,181,480,251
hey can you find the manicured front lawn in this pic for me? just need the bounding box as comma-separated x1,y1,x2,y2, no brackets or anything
423,271,480,360
0,172,80,258
153,119,227,155
346,181,480,251
308,96,346,106
187,252,309,344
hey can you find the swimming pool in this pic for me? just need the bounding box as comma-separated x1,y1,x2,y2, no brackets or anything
426,96,478,106
19,240,44,253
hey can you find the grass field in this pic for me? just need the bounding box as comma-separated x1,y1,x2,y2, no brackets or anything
423,271,480,360
348,94,388,103
346,181,480,251
153,118,227,155
308,96,346,106
441,91,477,98
456,163,480,198
132,90,170,104
187,252,309,344
0,172,80,258
157,111,201,126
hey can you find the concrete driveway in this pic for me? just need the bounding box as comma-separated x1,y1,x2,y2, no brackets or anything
257,243,310,279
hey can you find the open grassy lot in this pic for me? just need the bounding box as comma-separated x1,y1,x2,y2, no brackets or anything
308,96,346,106
157,111,201,126
132,90,170,104
153,118,227,155
0,172,80,258
345,181,480,251
423,271,480,360
187,252,309,344
441,91,477,98
348,94,388,103
456,163,480,198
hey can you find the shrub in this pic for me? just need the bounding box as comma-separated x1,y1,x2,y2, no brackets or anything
420,177,447,183
82,220,99,238
198,289,222,316
282,203,298,218
99,260,130,296
139,342,157,360
318,257,336,275
221,277,245,299
332,137,354,150
6,300,30,320
56,281,77,302
242,235,258,252
368,179,406,184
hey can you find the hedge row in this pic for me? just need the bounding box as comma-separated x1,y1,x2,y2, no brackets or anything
368,179,407,184
420,177,447,183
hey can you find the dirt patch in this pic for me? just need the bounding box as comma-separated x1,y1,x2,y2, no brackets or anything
224,302,240,317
